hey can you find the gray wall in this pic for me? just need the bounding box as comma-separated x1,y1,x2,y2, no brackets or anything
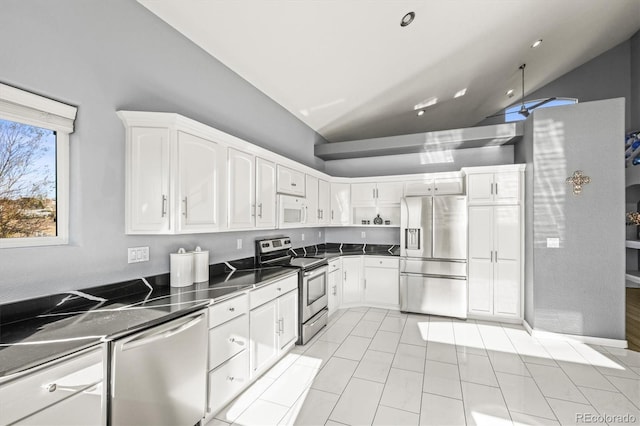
631,31,640,131
526,99,625,340
478,40,633,131
325,146,514,177
0,1,327,304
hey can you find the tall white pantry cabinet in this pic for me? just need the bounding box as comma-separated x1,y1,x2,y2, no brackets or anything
465,165,525,320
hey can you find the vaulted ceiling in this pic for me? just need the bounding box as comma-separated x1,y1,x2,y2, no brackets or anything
138,0,640,142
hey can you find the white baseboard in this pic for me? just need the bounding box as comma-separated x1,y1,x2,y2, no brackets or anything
467,313,522,325
522,320,628,349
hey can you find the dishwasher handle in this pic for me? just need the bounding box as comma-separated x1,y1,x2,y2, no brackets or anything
121,312,205,351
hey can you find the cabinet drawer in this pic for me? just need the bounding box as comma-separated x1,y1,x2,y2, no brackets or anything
363,256,399,269
249,275,298,310
328,258,341,272
209,314,249,370
209,293,248,328
208,351,249,416
0,347,103,425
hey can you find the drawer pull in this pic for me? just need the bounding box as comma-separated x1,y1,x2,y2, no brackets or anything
43,383,57,393
277,287,282,292
229,337,245,346
227,376,235,382
228,307,235,312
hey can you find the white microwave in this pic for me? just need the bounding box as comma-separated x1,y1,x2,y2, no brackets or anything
278,195,307,228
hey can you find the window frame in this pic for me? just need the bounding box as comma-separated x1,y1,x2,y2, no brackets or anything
0,83,77,248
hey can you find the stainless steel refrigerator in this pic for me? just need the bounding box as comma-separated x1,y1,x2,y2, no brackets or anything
399,195,468,318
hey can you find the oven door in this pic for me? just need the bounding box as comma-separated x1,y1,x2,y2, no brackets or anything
301,266,328,322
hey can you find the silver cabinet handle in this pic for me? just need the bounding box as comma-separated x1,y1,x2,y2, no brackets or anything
376,188,379,198
258,203,263,218
495,250,498,261
279,318,284,333
318,208,321,219
364,279,367,289
332,285,337,296
332,210,334,220
161,195,167,217
228,307,235,312
227,376,235,382
490,182,494,195
490,251,493,262
291,182,297,187
343,271,346,281
182,197,188,217
229,337,245,346
373,188,376,199
251,204,255,217
495,183,498,195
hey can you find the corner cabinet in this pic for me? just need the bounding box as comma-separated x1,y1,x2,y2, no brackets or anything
119,112,227,234
464,165,525,321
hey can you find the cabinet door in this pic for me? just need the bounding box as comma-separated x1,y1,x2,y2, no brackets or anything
278,290,298,350
376,182,404,204
404,180,434,196
256,157,276,228
177,132,223,232
228,148,255,229
364,267,399,307
468,206,494,314
351,183,377,206
249,300,278,377
493,205,521,317
128,127,170,233
18,384,103,426
328,268,342,315
277,165,305,196
341,257,362,305
305,175,319,225
494,172,520,204
467,173,494,204
318,179,330,225
433,178,463,195
330,183,351,225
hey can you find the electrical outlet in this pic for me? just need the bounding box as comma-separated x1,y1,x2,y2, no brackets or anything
128,246,149,263
236,239,242,250
301,233,305,241
361,231,366,239
318,231,322,238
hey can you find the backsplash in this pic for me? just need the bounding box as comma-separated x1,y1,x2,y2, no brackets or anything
324,227,400,245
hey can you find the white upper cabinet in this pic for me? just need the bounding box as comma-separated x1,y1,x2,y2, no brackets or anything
305,175,319,226
404,177,463,196
277,165,305,197
318,179,330,225
127,127,171,234
255,157,277,228
177,131,225,233
330,183,351,225
351,182,404,206
467,170,521,205
228,148,256,229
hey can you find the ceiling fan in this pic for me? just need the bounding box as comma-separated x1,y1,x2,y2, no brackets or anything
487,64,556,119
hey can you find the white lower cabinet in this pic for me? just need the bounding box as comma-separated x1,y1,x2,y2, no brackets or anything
207,351,249,416
0,346,104,426
468,204,521,318
363,257,400,308
341,256,363,305
249,275,298,379
327,258,342,315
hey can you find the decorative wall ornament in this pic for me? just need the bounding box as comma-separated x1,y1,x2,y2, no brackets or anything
566,170,591,195
627,211,640,226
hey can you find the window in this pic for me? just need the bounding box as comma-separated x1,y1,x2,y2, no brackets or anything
505,98,577,122
0,83,77,248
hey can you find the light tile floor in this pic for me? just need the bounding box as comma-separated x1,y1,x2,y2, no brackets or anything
207,308,640,426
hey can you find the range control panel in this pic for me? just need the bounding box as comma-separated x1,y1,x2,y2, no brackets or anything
257,237,292,254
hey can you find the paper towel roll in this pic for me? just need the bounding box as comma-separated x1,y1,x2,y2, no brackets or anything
170,248,193,287
192,246,209,283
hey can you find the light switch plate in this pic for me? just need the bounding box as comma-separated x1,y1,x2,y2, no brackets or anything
546,238,560,248
301,233,305,241
236,239,242,250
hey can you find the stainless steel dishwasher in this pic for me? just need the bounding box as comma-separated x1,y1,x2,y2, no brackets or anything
110,310,207,426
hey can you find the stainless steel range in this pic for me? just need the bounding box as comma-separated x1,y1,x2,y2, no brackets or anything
256,237,328,345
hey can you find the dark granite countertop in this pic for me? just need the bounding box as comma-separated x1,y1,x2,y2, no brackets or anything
294,243,399,258
0,263,296,378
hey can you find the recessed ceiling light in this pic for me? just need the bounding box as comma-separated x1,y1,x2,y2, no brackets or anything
401,12,415,27
506,89,515,98
531,39,543,48
454,88,467,98
417,110,425,116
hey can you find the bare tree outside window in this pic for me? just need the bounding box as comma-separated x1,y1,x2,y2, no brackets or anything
0,118,57,238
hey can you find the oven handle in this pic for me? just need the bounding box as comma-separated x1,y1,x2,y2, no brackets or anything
303,267,327,278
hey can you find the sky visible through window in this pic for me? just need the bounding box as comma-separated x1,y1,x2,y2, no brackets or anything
505,98,577,122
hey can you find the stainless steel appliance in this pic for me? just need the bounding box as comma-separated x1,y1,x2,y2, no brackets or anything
109,310,207,425
256,237,328,345
400,195,468,318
